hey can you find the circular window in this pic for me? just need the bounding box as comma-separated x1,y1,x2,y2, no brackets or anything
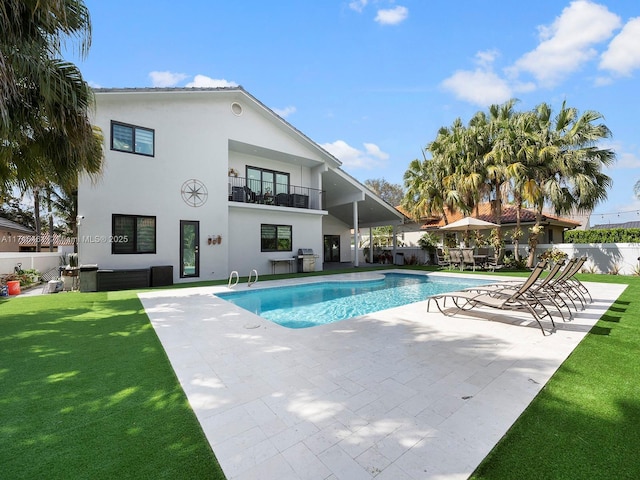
231,102,243,116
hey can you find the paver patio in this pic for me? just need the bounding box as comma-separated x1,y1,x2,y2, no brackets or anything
139,270,625,479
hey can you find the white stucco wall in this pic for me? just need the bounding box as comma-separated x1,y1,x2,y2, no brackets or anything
78,89,334,283
322,215,352,263
533,243,640,275
228,205,324,276
78,91,231,282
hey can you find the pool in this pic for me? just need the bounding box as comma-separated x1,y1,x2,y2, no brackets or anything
217,273,489,328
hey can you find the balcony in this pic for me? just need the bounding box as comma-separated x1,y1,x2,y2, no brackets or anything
228,176,323,210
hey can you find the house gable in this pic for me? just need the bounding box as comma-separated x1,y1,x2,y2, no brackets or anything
78,87,402,283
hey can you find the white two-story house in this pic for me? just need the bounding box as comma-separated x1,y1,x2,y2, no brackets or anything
77,87,404,285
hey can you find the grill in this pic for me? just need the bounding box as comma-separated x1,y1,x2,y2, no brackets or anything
297,248,317,273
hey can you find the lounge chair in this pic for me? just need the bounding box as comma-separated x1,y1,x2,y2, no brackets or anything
545,256,591,309
427,261,556,334
465,259,574,322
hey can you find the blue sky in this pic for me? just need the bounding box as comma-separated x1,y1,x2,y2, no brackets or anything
71,0,640,225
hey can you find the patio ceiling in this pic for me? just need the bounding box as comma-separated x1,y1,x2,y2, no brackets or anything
322,168,405,228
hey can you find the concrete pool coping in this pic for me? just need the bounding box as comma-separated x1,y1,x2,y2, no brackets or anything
139,270,626,479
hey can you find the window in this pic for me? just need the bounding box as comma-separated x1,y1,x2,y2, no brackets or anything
247,166,289,195
111,121,155,156
261,224,292,252
112,214,156,254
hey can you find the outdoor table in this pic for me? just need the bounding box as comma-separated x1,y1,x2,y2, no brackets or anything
269,258,295,274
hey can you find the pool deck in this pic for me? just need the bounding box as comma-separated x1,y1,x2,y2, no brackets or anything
139,270,626,480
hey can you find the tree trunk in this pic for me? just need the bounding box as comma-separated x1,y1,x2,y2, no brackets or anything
514,197,522,261
34,188,41,252
526,206,544,268
47,188,54,251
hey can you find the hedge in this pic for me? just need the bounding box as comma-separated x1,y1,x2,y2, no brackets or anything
564,228,640,243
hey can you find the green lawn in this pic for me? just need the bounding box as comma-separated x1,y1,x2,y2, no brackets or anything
1,269,639,479
0,290,225,479
471,274,640,479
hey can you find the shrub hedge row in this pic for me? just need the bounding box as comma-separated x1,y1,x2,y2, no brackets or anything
564,228,640,243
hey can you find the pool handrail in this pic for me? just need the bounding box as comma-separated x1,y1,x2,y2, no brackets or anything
248,269,258,287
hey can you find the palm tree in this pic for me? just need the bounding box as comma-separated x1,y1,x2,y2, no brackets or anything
402,156,455,225
522,101,614,267
1,0,103,191
488,108,536,261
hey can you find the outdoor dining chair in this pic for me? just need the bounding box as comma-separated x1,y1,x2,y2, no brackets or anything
448,248,463,270
461,248,477,271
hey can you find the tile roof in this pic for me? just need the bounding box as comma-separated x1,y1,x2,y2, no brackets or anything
0,217,35,234
412,202,580,229
591,221,640,229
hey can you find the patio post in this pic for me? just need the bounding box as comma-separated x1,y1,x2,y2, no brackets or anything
353,201,359,267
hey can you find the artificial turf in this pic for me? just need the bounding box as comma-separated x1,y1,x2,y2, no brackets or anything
470,274,640,479
0,291,225,479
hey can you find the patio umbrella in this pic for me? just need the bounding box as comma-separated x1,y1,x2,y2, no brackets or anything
439,216,498,231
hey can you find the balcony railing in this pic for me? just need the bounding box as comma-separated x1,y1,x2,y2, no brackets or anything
228,176,323,210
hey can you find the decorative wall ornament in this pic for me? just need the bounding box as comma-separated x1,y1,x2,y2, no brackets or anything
181,179,208,207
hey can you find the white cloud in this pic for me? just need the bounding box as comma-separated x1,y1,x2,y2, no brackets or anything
442,69,513,106
374,6,408,26
272,106,297,118
441,51,513,106
594,75,614,86
612,149,640,170
512,0,621,87
321,140,389,169
349,0,368,13
185,75,238,88
600,17,640,76
475,49,500,68
149,71,188,87
363,143,389,161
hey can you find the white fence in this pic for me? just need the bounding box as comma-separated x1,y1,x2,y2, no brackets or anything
531,243,640,275
355,243,640,275
0,251,69,277
355,247,432,266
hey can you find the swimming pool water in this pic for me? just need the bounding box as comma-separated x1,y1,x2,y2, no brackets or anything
217,273,489,329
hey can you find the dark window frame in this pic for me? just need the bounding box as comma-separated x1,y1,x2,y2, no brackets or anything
246,166,289,195
112,214,157,254
110,121,155,157
260,224,292,252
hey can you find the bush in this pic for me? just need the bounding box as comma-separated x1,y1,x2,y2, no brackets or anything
503,256,527,269
404,254,419,265
539,247,568,264
565,228,640,243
